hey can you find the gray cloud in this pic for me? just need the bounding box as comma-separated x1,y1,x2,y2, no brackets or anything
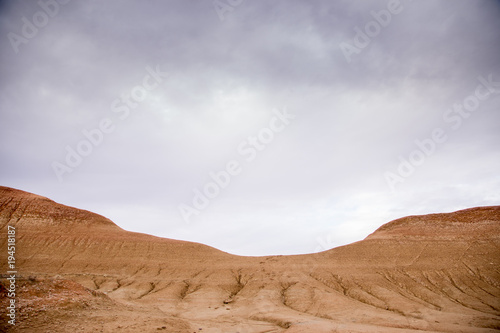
1,0,499,255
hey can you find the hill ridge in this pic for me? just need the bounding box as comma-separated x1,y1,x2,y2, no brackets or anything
1,186,499,333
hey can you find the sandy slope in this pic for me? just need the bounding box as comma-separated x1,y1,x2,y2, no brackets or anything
0,186,499,332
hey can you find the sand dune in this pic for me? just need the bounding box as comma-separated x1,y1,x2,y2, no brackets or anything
1,186,499,332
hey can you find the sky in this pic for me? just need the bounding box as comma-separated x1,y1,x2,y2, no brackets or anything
1,0,499,256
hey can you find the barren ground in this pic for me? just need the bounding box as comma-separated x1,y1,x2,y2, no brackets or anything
1,186,499,332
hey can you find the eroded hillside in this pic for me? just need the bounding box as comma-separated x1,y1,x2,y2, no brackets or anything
1,186,499,332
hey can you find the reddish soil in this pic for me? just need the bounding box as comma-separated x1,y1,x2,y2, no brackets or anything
1,186,499,332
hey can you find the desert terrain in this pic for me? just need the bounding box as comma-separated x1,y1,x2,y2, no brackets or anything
0,185,499,332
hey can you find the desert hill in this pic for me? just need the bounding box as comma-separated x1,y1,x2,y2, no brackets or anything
1,186,499,332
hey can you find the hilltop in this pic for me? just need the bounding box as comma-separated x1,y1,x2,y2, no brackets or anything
1,186,499,332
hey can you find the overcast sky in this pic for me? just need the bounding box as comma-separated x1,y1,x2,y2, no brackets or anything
1,0,499,256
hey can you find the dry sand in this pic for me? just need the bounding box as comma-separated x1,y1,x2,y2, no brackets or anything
1,186,499,332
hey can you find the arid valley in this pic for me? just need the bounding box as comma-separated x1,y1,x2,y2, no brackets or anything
2,0,500,331
0,186,499,332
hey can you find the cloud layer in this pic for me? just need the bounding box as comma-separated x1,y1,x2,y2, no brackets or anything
1,0,499,255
